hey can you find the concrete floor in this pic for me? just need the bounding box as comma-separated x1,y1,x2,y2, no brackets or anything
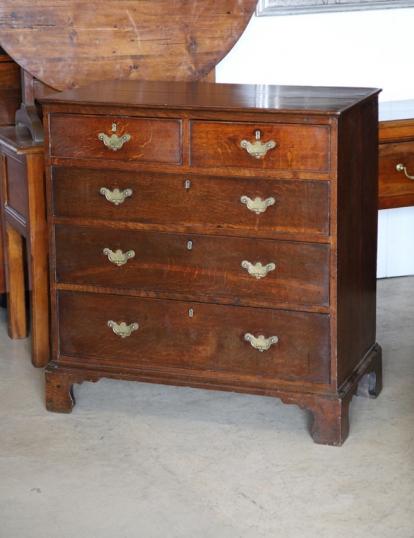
0,277,413,538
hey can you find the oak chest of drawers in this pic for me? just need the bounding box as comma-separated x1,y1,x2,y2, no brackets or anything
41,80,382,445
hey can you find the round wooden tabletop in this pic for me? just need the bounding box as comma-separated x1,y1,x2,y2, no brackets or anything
0,1,257,91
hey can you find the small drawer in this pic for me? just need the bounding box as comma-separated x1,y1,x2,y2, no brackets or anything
379,141,414,209
52,167,330,239
49,114,182,164
55,226,330,309
190,121,331,175
58,291,330,385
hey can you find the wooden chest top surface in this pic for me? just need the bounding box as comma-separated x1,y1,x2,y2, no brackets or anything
40,80,380,115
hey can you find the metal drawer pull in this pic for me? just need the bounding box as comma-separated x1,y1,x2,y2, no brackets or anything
107,320,139,338
241,260,276,279
98,123,131,151
244,333,279,352
100,187,133,205
396,163,414,180
103,248,135,267
98,132,131,151
240,130,277,159
240,195,275,215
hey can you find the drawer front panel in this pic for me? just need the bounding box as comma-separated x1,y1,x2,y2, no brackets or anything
58,291,330,384
190,121,330,173
379,141,414,209
52,167,330,238
55,226,330,309
3,152,28,220
49,114,182,164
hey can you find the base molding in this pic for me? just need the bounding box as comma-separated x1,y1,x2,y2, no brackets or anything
45,343,382,446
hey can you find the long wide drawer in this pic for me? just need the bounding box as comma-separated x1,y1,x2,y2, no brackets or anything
190,121,331,174
55,226,330,309
52,167,330,239
58,291,331,385
49,114,182,164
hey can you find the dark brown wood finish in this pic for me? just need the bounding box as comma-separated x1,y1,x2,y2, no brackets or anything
0,52,21,295
0,127,49,366
49,115,182,164
52,167,331,240
0,207,4,294
378,101,414,209
40,80,380,113
0,52,20,126
41,80,382,445
57,291,330,385
190,121,331,173
54,225,330,310
336,98,379,387
378,141,414,209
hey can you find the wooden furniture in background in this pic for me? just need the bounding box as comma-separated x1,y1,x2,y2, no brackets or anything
42,80,382,445
0,50,21,296
379,100,414,209
0,50,20,125
0,127,48,366
0,1,257,91
0,1,255,359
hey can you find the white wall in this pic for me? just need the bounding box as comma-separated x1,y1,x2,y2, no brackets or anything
216,8,414,278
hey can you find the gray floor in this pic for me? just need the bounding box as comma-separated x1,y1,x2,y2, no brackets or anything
0,277,413,538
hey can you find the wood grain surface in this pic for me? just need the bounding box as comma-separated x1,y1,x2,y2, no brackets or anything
50,114,182,163
41,79,380,115
0,52,21,293
0,0,257,90
0,127,49,366
379,140,414,209
42,80,382,445
57,290,331,385
0,52,20,126
51,167,331,241
190,120,330,172
54,225,330,310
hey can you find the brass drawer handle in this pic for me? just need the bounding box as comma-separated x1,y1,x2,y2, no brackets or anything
100,187,133,205
240,195,275,215
244,333,279,352
103,248,135,266
98,123,131,151
240,130,277,159
107,320,139,338
98,132,131,151
396,163,414,180
241,260,276,279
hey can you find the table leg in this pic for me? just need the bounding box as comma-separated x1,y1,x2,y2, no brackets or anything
5,224,27,339
27,155,49,367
